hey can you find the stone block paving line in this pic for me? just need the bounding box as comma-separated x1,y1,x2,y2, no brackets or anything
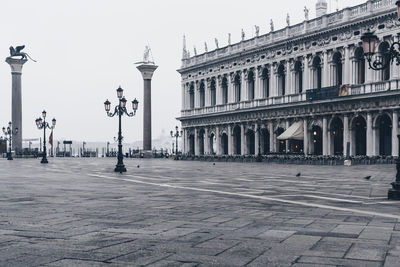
0,158,399,266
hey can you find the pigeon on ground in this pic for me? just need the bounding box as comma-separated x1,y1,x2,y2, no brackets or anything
364,175,371,180
137,165,140,168
213,163,216,166
296,172,301,177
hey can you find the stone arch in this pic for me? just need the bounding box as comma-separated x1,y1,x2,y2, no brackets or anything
374,113,392,156
261,127,270,154
329,116,344,155
278,63,286,96
332,51,343,86
222,76,228,104
262,67,270,98
312,55,322,89
189,82,195,109
247,70,255,100
198,129,205,155
245,128,255,155
234,73,241,102
232,125,241,155
354,47,366,84
351,115,367,156
199,81,205,108
294,60,303,93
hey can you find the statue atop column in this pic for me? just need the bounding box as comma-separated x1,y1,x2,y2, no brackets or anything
270,19,274,32
7,45,36,62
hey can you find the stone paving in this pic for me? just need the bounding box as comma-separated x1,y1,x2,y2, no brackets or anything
0,158,400,266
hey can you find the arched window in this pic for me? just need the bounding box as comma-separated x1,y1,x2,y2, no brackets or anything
210,79,216,106
234,74,241,102
262,68,270,98
189,84,195,109
379,42,390,81
332,52,343,86
278,64,286,96
199,82,205,108
294,61,303,93
355,47,365,84
312,56,322,89
247,71,255,100
222,77,228,104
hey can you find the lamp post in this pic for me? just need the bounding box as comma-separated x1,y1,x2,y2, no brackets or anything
256,119,262,162
170,126,183,160
104,86,139,173
35,111,56,164
2,121,18,160
360,1,400,199
360,2,400,70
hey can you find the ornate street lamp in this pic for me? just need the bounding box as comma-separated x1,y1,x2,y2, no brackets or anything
2,122,18,160
35,111,56,164
104,86,139,173
170,126,183,160
360,2,400,70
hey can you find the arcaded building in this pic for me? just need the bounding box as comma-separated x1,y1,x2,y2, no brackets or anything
178,0,400,157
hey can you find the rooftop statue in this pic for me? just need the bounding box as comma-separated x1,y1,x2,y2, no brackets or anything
270,19,274,32
304,6,309,20
215,38,219,49
228,33,231,45
255,25,260,37
286,13,290,27
8,45,37,62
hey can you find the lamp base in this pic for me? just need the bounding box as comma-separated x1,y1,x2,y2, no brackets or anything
388,182,400,200
256,154,263,162
41,157,48,164
114,164,127,173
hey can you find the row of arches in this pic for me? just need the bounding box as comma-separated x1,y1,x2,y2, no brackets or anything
187,113,394,157
187,42,392,110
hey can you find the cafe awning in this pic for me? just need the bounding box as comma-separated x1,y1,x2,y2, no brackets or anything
277,121,304,141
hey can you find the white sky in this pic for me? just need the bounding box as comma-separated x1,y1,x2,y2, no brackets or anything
0,0,365,143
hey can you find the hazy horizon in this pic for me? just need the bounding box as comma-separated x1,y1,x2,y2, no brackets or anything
0,0,365,144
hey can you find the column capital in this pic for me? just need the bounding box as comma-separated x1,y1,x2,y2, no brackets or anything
5,57,27,74
136,64,158,80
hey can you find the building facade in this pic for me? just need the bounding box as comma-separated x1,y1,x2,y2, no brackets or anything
178,0,400,158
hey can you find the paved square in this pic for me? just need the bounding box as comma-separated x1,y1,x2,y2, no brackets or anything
0,158,399,266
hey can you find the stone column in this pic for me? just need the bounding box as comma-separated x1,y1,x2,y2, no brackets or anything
255,123,260,155
216,77,222,105
393,111,399,157
240,124,246,155
228,125,233,155
322,117,328,155
215,126,221,155
241,71,247,101
285,120,290,153
204,128,209,155
269,122,274,153
136,63,158,152
344,46,351,84
303,57,310,91
194,128,199,156
6,58,27,152
367,113,373,156
303,118,308,155
343,115,350,157
323,51,329,87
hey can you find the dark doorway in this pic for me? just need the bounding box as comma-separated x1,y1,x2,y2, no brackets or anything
189,135,195,155
378,114,392,156
233,126,241,155
246,130,255,155
312,126,323,155
331,118,343,155
262,129,270,154
221,133,228,155
353,116,366,156
276,127,285,153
